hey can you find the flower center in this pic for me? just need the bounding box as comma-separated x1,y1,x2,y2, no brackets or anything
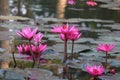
63,25,67,29
93,69,99,73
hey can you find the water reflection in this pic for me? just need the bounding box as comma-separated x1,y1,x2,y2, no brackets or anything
56,0,67,18
0,0,9,15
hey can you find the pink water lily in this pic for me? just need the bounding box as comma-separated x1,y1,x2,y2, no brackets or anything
17,44,31,55
68,32,82,41
59,34,68,41
17,44,47,59
86,0,97,6
59,32,82,41
86,65,104,77
51,23,79,34
51,23,80,63
97,43,115,69
17,26,38,40
67,0,76,5
33,32,43,44
32,44,47,55
97,43,115,53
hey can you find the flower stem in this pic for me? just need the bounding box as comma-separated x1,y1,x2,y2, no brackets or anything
63,39,67,63
29,41,36,68
37,53,41,68
12,52,17,68
105,52,108,69
10,43,17,68
71,40,74,60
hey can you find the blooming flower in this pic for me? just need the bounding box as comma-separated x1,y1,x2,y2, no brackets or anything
67,0,76,5
17,44,31,55
68,32,82,41
17,44,47,59
17,26,38,40
59,32,82,41
51,23,79,34
86,65,104,76
86,0,97,6
59,34,68,41
33,32,43,44
97,43,115,53
32,44,47,55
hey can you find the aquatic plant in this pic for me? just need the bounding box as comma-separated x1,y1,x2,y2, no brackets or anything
59,31,82,60
17,26,47,68
51,23,80,63
67,0,76,5
67,0,97,6
86,0,97,6
97,43,115,69
32,32,43,44
86,65,104,80
67,32,82,60
17,26,38,40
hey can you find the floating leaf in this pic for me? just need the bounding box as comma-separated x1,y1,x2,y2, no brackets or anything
24,68,53,80
79,56,105,62
109,59,120,67
80,61,102,71
42,49,59,54
7,68,28,77
4,70,25,80
98,73,120,80
42,54,63,60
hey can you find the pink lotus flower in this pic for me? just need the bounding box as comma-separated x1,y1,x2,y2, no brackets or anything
67,0,76,5
86,65,104,77
86,0,97,6
51,23,79,34
32,44,47,55
17,26,38,40
59,34,66,41
59,32,82,41
33,32,43,44
52,23,80,63
17,44,47,59
17,44,31,55
68,32,82,41
31,44,47,59
97,43,115,53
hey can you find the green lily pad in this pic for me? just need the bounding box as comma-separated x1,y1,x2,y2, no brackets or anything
4,69,25,80
109,59,120,67
99,73,120,80
24,68,53,80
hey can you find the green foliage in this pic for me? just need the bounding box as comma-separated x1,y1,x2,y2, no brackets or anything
9,60,32,69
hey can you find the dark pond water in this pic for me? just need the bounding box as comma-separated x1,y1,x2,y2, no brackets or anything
0,0,120,80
